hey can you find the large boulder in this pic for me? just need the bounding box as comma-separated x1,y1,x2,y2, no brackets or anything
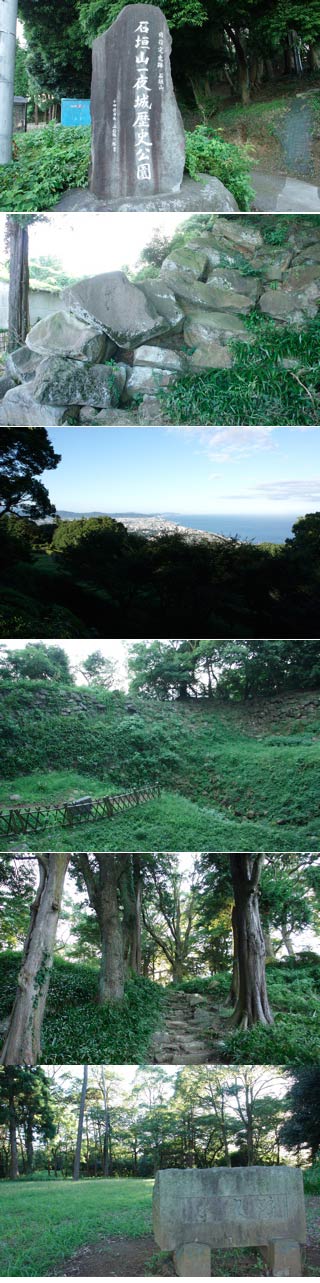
124,365,176,399
259,290,318,323
26,310,107,362
133,345,185,370
167,274,254,314
90,4,185,201
206,267,261,300
160,245,209,280
281,263,320,297
79,406,136,424
6,346,42,383
62,272,167,348
0,386,68,426
210,218,263,253
136,278,184,331
184,310,252,346
32,357,127,407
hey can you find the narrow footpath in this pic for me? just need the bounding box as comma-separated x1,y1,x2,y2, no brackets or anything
150,990,227,1065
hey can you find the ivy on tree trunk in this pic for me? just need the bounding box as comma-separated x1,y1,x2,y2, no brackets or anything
0,853,70,1066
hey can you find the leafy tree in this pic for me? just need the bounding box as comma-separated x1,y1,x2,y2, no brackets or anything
18,0,91,98
0,428,60,520
0,643,73,684
14,44,30,97
0,1067,56,1178
280,1069,320,1160
80,651,117,688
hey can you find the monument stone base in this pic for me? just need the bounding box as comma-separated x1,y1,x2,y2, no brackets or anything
56,173,239,214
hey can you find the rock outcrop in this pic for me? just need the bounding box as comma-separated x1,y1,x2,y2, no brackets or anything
0,218,319,426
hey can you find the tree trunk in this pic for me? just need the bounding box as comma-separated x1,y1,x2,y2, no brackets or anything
0,854,70,1065
26,1118,34,1174
228,904,240,1006
281,926,295,956
73,1065,88,1181
0,0,18,165
229,856,273,1029
98,858,125,1003
7,218,30,351
9,1105,19,1180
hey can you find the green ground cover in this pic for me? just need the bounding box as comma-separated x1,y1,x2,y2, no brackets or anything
0,1174,318,1276
0,955,165,1064
0,1177,153,1276
1,686,319,852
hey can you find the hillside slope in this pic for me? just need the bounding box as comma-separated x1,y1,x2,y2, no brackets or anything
1,685,319,851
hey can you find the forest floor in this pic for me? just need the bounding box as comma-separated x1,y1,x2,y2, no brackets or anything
0,1180,318,1276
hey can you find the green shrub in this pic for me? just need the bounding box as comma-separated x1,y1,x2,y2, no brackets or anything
0,125,90,212
304,1162,320,1195
0,121,253,212
185,125,254,210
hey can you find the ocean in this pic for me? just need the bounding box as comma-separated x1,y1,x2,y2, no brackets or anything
113,512,301,544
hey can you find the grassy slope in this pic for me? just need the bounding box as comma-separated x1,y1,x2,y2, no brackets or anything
0,685,319,851
0,1178,153,1275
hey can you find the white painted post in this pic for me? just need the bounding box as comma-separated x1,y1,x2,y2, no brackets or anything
0,0,19,164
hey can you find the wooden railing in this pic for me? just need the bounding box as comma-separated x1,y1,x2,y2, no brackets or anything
0,783,160,838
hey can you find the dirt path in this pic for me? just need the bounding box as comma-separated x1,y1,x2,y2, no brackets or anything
150,990,226,1065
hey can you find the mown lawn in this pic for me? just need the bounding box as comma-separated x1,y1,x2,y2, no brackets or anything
0,1177,153,1276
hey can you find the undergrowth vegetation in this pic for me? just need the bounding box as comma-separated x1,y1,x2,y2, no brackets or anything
160,316,320,426
0,954,164,1064
0,123,252,211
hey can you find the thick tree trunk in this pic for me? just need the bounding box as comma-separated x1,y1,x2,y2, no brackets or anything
73,1065,88,1181
98,859,125,1003
0,854,70,1065
7,218,30,351
229,856,273,1029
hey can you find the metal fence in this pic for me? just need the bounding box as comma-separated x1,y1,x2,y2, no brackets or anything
0,783,160,838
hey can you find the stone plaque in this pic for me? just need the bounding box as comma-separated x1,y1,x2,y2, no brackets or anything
90,3,185,200
153,1167,307,1252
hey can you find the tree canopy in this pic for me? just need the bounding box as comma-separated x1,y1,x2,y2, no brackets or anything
0,428,60,521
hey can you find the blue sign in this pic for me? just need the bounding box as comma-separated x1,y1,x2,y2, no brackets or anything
61,98,91,127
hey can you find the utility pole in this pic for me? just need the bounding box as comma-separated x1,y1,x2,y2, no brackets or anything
0,0,19,164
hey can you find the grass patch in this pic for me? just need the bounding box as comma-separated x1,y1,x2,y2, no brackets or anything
160,316,320,426
0,1177,153,1276
0,954,164,1064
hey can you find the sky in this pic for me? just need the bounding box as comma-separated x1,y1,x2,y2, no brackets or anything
0,212,189,279
40,425,320,521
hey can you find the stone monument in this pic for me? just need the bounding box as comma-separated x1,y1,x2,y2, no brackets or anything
153,1167,307,1276
90,3,185,200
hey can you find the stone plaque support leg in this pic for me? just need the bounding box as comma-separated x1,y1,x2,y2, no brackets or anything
174,1242,211,1276
267,1239,302,1276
